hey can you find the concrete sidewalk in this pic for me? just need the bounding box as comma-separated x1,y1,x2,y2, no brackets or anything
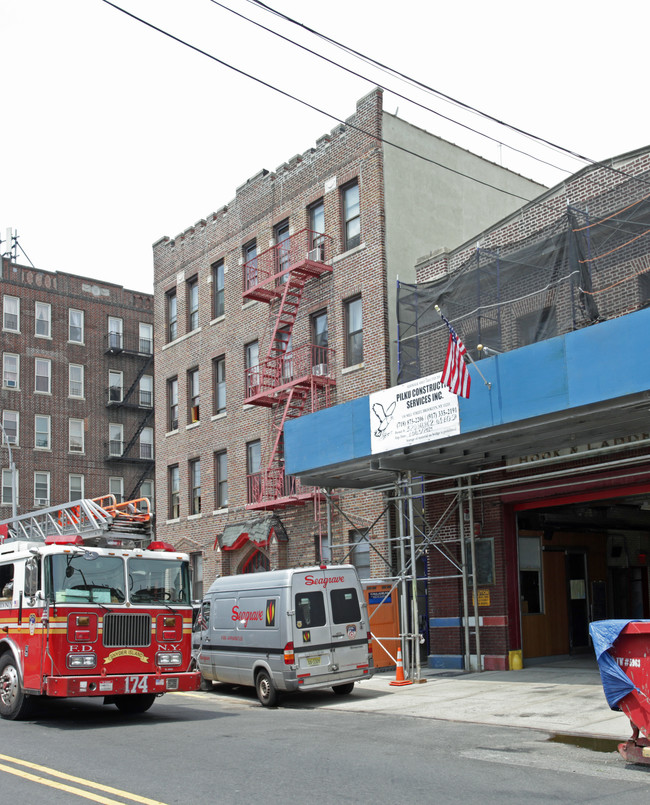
324,657,632,739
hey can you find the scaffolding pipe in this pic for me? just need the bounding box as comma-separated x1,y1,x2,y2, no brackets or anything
458,479,471,672
467,478,482,671
324,488,332,563
407,472,421,681
396,476,410,677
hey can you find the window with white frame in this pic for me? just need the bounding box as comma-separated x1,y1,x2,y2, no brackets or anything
139,322,153,355
245,341,259,396
342,181,360,251
69,418,84,453
3,354,19,389
69,364,84,398
1,468,17,506
34,415,51,450
3,296,19,332
35,358,51,393
213,356,226,415
108,370,123,403
188,367,200,423
214,450,228,509
69,474,84,501
212,260,225,319
109,423,123,457
69,309,84,343
109,476,124,504
168,377,178,431
344,296,363,366
140,427,154,460
140,479,154,512
189,458,201,515
168,465,180,519
140,375,153,408
108,317,123,351
35,302,51,338
2,410,18,445
34,472,50,507
187,276,199,331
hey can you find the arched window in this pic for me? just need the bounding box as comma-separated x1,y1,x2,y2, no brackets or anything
242,550,270,574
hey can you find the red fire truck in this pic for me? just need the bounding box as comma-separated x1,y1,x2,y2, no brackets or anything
0,496,201,720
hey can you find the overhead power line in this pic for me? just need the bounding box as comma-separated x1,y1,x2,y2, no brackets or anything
99,0,539,204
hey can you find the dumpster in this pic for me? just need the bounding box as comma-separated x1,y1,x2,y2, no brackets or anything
590,620,650,764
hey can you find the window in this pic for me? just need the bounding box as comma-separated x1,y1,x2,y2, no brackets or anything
34,472,50,507
108,370,123,403
140,375,153,408
69,419,85,453
309,200,325,260
187,276,199,331
167,377,178,431
311,309,328,370
34,415,51,450
139,322,153,355
189,458,201,515
69,364,84,398
69,309,84,343
140,427,154,460
275,220,290,281
519,536,543,614
35,358,51,393
342,181,360,251
109,476,124,504
188,368,200,423
35,302,51,337
344,296,363,366
212,260,225,318
168,465,180,519
214,450,228,509
167,289,178,342
349,529,370,580
295,591,326,629
245,341,259,396
330,588,362,624
109,423,123,457
3,354,19,389
213,356,226,415
108,317,123,351
3,296,19,332
246,440,261,504
2,469,17,507
140,479,154,512
243,241,258,288
2,411,18,445
69,474,84,501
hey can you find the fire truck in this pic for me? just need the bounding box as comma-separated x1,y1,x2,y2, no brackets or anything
0,495,201,720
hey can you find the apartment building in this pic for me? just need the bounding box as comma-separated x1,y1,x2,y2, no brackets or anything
0,257,154,518
152,88,544,596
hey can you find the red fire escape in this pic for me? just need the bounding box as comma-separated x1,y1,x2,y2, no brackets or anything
243,229,335,510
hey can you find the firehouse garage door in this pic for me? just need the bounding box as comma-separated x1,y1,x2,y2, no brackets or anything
516,494,650,660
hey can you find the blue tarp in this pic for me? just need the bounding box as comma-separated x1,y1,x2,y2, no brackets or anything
589,620,638,710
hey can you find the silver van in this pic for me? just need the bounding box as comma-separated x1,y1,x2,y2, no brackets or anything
194,564,373,706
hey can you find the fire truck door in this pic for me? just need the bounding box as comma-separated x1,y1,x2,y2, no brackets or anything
21,560,46,692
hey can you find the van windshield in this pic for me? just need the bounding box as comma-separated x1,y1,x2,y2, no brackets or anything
295,591,326,629
330,588,361,623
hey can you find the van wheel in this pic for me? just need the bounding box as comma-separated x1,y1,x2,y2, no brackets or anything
332,682,355,696
255,670,278,707
199,676,213,692
113,694,156,714
0,654,33,720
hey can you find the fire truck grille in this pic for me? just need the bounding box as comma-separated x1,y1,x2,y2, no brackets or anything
102,613,151,647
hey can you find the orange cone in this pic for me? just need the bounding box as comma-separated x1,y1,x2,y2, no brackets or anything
389,647,413,687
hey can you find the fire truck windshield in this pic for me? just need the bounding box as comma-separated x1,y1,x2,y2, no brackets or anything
128,558,190,605
48,554,126,604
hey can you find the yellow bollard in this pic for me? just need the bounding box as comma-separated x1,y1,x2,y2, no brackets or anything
509,650,523,670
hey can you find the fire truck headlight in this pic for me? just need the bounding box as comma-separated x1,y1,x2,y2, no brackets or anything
66,653,97,669
156,651,182,666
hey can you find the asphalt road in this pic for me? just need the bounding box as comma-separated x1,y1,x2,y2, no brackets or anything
1,685,650,804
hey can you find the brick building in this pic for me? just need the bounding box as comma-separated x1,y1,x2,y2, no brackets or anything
283,144,650,671
0,256,154,518
152,88,544,597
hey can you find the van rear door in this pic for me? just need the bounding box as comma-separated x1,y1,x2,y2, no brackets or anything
326,572,369,677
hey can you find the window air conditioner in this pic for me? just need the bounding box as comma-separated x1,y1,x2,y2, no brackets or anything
35,498,49,507
307,245,324,263
5,379,16,388
312,364,327,376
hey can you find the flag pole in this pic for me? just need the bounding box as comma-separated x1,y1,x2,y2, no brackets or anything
435,305,492,390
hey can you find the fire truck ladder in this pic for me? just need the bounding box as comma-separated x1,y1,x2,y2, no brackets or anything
0,496,152,544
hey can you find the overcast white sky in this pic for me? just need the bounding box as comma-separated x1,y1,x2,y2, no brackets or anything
1,0,647,294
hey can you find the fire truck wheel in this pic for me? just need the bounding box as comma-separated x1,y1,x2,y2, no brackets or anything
332,682,355,696
113,694,156,714
255,669,278,707
0,654,33,721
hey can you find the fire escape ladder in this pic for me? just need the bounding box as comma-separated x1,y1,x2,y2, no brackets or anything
120,409,154,459
267,277,305,361
260,387,309,501
127,465,154,503
122,355,153,405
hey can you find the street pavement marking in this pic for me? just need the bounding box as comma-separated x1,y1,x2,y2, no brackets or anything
0,754,169,805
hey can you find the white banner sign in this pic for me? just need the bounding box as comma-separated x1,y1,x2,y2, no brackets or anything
369,372,460,454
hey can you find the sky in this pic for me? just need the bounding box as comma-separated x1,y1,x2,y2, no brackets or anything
1,0,647,294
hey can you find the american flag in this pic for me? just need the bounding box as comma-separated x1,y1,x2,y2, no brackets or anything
440,317,471,399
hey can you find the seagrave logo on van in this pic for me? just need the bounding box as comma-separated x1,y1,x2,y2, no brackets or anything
266,600,276,627
231,606,264,624
304,574,344,589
